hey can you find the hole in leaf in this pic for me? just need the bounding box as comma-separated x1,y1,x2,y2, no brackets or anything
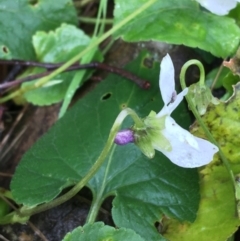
29,0,38,6
121,103,127,109
154,221,162,233
2,46,8,53
143,57,153,68
155,216,168,234
101,92,112,100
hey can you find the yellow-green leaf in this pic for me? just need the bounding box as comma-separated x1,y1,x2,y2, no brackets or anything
163,83,240,241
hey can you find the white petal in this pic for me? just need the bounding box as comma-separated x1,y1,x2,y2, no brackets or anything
154,116,219,168
156,105,169,118
160,54,175,106
160,136,218,168
164,116,199,149
196,0,237,15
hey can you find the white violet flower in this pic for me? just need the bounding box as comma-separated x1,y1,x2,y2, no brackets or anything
196,0,240,15
143,54,219,168
115,54,219,168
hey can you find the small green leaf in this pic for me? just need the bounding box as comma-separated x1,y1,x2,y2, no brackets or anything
20,24,102,105
32,24,91,63
113,0,240,58
63,222,145,241
11,52,198,240
0,0,78,59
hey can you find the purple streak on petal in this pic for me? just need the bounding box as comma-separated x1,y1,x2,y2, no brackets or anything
114,129,135,145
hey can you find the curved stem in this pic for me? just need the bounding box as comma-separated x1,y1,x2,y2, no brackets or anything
183,60,205,86
86,144,116,224
19,108,141,217
180,60,235,189
0,0,157,103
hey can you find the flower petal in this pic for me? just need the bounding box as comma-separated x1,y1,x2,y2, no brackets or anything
161,136,218,168
155,116,218,168
160,54,175,106
164,116,199,148
196,0,237,15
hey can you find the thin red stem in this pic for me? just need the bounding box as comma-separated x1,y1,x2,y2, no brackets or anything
0,60,150,90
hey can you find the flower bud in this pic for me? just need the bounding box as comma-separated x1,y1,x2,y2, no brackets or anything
188,82,219,115
114,129,134,145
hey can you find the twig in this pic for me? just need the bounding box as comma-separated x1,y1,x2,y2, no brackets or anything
0,60,150,90
0,194,48,241
0,172,12,177
0,0,157,103
0,105,28,161
27,222,49,241
0,235,10,241
2,66,22,84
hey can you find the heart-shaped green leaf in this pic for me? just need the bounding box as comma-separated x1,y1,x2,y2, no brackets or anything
113,0,240,58
20,24,102,105
63,222,145,241
11,52,199,240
